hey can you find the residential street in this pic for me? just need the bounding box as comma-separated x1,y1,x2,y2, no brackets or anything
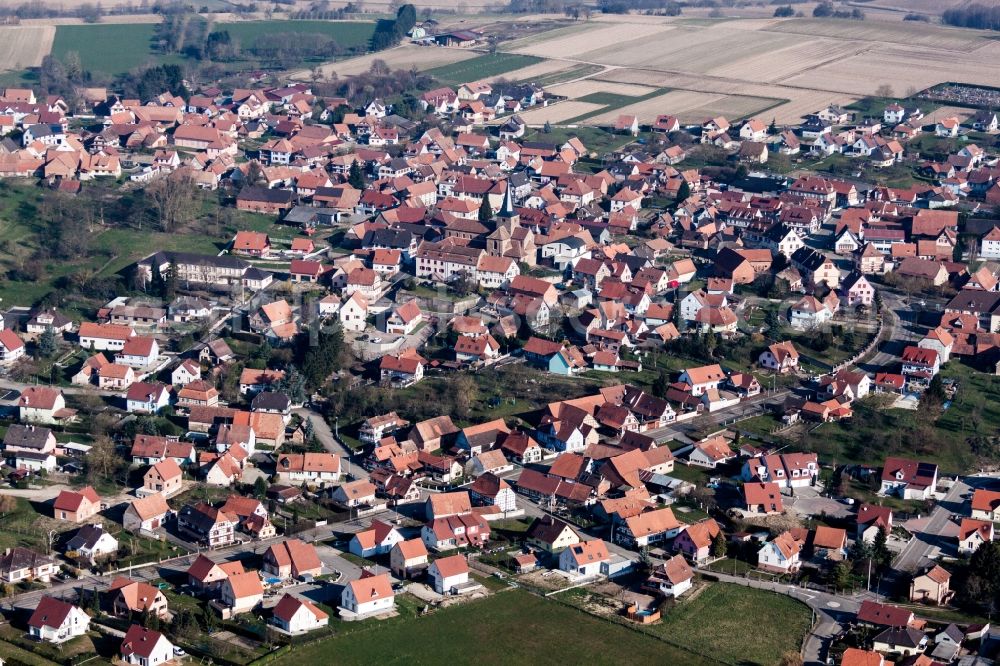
892,478,969,572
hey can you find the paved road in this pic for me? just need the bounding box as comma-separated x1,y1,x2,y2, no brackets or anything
892,479,969,572
644,388,792,444
293,406,369,481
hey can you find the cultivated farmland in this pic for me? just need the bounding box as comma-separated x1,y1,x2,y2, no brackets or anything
424,53,543,86
0,25,55,72
51,23,170,75
292,43,476,80
213,19,376,51
516,101,607,125
488,13,996,127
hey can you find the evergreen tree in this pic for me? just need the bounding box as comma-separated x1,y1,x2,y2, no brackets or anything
163,262,179,300
38,326,57,357
478,196,493,224
348,160,365,189
276,365,308,404
149,264,164,296
960,541,1000,614
253,476,268,499
832,560,852,591
711,532,728,558
872,527,891,569
675,180,691,205
652,369,669,398
768,117,777,134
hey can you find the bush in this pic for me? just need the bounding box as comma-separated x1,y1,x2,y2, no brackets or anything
774,5,794,16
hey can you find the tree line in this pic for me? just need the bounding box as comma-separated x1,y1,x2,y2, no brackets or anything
371,3,416,51
943,4,1000,30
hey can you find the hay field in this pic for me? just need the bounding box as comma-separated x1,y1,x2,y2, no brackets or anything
293,44,477,80
593,69,856,124
0,25,55,71
516,101,606,125
510,21,674,59
764,17,990,51
492,14,995,126
546,80,657,98
782,42,1000,96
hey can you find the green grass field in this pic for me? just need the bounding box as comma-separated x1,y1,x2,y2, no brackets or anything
217,20,376,51
276,589,711,665
647,584,812,665
425,53,543,85
50,20,376,77
52,24,177,76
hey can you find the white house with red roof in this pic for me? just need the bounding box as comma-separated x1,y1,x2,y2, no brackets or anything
880,456,938,499
125,382,171,414
857,504,893,542
759,340,799,374
757,531,802,573
559,539,611,578
18,386,75,425
270,594,329,634
0,328,25,365
384,300,423,335
120,624,174,665
901,345,940,388
115,336,159,369
340,571,395,618
428,554,472,594
349,519,404,558
28,596,90,643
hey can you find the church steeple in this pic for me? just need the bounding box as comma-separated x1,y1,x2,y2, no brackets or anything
498,180,519,228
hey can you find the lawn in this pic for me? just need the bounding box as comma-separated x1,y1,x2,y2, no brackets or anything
647,583,812,666
0,497,51,551
425,53,543,86
275,589,710,665
518,125,636,156
52,24,180,76
0,179,276,306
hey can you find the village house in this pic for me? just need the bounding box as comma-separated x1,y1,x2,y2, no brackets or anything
270,594,329,635
263,539,323,580
428,554,472,595
219,571,264,616
757,531,802,573
910,565,952,605
390,538,430,579
28,596,91,644
108,577,169,618
119,625,175,666
559,539,612,578
349,520,404,559
53,486,101,522
645,554,694,598
340,572,395,618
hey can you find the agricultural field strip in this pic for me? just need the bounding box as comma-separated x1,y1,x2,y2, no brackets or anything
0,25,55,71
515,101,607,125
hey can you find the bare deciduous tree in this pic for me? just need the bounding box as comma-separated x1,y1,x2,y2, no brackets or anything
146,171,196,232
